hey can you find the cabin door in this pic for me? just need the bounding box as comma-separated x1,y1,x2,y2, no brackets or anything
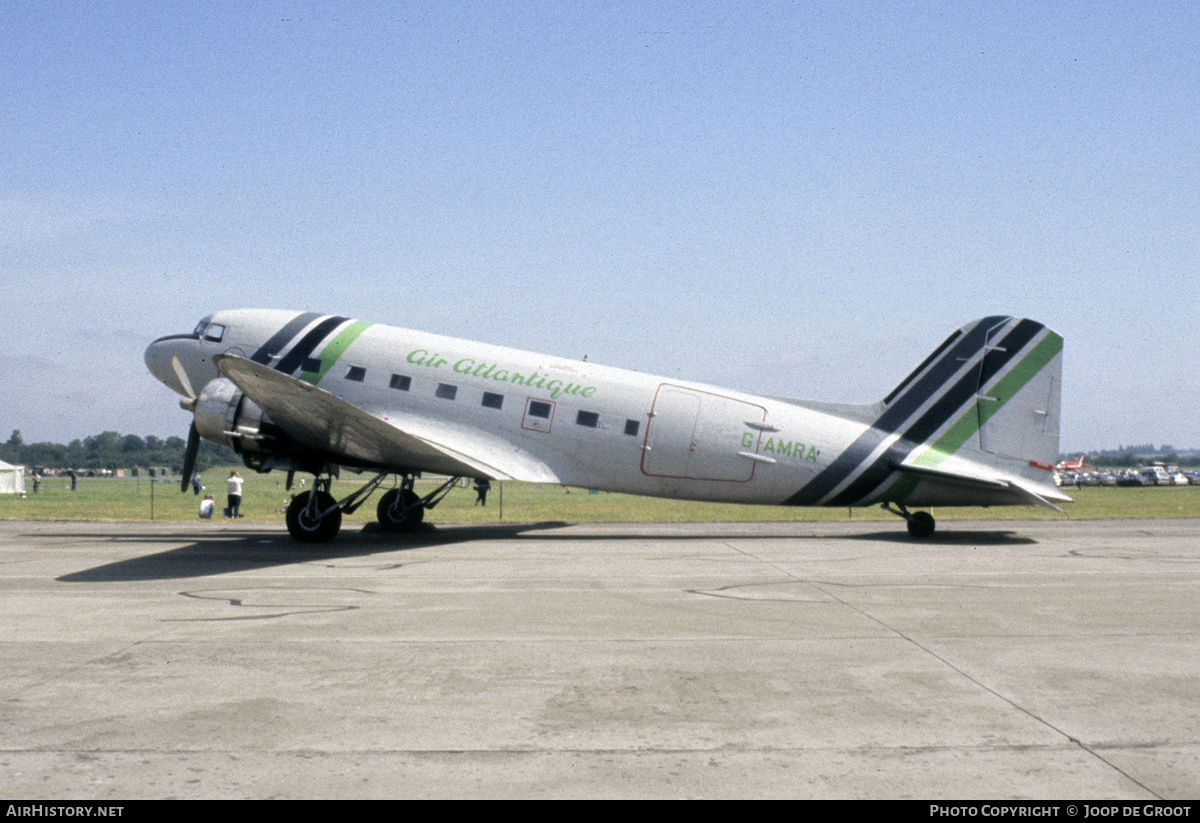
642,385,763,482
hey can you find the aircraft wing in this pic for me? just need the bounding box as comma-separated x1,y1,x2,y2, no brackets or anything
212,354,560,482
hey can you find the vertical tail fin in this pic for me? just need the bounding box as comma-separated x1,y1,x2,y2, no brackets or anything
894,316,1065,506
786,317,1064,509
895,317,1062,472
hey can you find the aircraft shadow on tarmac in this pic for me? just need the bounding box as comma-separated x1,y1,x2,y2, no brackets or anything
842,529,1036,545
54,522,567,583
55,521,1035,583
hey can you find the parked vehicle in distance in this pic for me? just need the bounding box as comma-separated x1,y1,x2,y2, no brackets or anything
1139,466,1171,486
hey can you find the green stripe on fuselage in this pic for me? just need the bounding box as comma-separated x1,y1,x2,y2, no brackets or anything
299,320,373,385
911,330,1063,468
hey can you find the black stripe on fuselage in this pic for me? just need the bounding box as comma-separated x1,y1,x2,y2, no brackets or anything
273,315,349,375
783,316,1007,507
250,312,323,365
823,318,1045,507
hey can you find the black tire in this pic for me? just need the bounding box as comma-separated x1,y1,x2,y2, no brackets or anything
906,510,936,539
286,490,342,543
377,488,424,532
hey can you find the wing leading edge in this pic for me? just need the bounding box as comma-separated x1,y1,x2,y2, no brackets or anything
212,354,559,483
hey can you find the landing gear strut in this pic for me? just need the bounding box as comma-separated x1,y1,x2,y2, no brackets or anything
882,503,936,538
377,487,423,531
286,482,342,544
377,474,427,533
377,476,460,532
283,471,463,543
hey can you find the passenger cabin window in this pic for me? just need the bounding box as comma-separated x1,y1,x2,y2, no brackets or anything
482,392,504,409
576,411,599,428
624,420,640,436
523,398,554,432
436,383,458,400
302,357,322,373
345,365,366,382
390,374,411,391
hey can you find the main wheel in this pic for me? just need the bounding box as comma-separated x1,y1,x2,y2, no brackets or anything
906,510,936,538
286,490,342,543
377,488,424,532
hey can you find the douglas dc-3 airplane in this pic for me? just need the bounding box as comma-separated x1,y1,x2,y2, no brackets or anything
145,311,1070,542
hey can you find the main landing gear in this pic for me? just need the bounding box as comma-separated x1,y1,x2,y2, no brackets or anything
284,472,462,543
286,485,342,543
882,503,936,538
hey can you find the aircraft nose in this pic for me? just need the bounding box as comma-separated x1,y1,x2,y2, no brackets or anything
145,335,204,398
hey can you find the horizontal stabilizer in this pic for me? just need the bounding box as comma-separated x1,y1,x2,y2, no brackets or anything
897,462,1009,491
1005,479,1068,513
896,462,1069,512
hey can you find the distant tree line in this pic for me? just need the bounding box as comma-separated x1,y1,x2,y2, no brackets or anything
1,430,238,473
1063,447,1199,469
1087,453,1150,468
1086,453,1197,468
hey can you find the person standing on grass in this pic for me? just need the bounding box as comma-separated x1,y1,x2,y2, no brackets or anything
474,478,490,506
226,471,244,518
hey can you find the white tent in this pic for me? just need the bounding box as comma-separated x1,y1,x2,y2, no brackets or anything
0,460,25,494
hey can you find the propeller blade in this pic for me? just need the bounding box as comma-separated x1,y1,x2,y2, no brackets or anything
172,356,196,399
180,422,200,493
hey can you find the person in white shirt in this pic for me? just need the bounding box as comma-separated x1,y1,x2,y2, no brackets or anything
226,471,244,518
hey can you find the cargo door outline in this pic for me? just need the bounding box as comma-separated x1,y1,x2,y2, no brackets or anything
641,384,765,482
522,398,555,433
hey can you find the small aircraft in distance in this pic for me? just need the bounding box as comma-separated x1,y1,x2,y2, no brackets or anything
1056,455,1087,470
145,311,1069,542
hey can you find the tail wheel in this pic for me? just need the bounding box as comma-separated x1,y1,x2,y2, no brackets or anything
377,488,424,532
286,490,342,543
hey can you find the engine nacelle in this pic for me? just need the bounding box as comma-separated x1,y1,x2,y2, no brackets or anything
192,378,321,473
193,378,269,455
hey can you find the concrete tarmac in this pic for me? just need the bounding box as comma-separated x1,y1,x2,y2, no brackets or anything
1,517,1197,799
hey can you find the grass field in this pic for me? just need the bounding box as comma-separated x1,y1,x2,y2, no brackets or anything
4,468,1200,526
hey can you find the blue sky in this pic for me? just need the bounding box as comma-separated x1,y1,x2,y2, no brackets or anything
2,1,1197,452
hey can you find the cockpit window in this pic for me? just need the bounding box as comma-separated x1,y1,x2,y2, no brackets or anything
192,315,216,339
203,324,225,342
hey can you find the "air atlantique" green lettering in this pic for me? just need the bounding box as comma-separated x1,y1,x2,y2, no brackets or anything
405,349,597,400
742,432,819,461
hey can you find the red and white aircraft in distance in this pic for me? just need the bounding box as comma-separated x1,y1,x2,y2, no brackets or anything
145,311,1069,542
